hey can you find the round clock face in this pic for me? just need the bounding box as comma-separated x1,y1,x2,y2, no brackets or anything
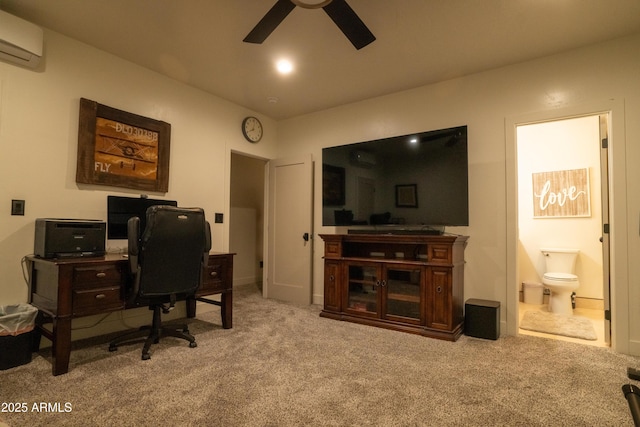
242,116,263,143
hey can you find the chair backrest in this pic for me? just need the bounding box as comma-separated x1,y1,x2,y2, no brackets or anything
128,206,211,299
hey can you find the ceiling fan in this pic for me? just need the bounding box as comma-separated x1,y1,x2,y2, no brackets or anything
243,0,375,50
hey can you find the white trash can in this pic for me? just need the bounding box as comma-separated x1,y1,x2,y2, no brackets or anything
523,281,544,305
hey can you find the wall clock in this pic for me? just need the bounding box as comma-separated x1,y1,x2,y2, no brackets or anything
242,116,263,143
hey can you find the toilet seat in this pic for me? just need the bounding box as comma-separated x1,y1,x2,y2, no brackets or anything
542,272,579,290
543,272,577,282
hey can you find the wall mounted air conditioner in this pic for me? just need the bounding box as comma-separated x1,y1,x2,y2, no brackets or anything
0,10,43,69
350,150,377,168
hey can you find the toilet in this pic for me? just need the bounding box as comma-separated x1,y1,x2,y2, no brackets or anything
540,248,580,315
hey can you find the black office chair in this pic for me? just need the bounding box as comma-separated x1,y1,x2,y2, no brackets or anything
109,206,211,360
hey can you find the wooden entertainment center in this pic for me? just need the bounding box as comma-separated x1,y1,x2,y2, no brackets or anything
319,233,468,341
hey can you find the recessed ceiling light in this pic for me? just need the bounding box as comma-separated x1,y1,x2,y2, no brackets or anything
276,59,294,74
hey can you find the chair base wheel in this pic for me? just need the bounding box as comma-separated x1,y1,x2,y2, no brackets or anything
141,353,151,360
109,345,117,352
189,341,197,348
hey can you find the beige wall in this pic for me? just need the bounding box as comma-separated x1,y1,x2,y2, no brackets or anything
277,33,640,354
0,29,277,338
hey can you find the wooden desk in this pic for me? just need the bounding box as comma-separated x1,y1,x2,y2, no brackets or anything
27,252,234,376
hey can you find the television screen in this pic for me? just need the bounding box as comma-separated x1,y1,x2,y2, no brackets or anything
322,126,468,229
107,196,178,239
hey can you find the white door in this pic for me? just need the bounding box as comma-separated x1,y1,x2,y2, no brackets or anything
265,155,313,304
599,114,612,344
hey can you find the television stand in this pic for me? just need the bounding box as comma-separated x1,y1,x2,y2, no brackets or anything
319,233,468,341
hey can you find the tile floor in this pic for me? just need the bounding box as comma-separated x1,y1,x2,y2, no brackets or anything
518,302,608,348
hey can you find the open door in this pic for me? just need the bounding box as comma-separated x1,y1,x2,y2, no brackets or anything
265,155,313,304
599,113,612,344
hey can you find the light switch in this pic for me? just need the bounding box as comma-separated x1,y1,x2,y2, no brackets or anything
11,199,25,216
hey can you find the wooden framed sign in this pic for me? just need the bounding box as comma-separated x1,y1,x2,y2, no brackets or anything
532,168,590,218
76,98,171,192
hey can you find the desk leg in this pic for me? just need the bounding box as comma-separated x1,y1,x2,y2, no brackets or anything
192,292,232,328
221,291,232,329
51,316,72,376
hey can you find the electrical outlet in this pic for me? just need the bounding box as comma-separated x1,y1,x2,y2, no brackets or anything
214,213,223,223
11,199,25,216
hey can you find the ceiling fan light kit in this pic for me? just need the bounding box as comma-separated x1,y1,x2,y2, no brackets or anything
243,0,375,50
291,0,333,9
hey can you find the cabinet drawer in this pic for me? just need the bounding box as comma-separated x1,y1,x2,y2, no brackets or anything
73,286,123,316
73,264,122,288
324,241,342,258
428,245,451,263
200,260,230,294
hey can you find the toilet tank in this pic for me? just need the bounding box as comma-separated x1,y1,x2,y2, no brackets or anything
540,248,579,273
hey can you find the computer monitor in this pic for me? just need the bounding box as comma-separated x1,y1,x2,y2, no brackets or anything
107,195,177,239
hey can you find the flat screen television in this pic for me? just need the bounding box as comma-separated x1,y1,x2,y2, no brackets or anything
107,195,178,239
322,125,468,231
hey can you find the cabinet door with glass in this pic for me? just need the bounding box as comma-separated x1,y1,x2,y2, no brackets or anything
345,262,423,324
344,262,381,318
383,265,423,325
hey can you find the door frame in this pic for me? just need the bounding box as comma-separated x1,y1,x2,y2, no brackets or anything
505,98,629,353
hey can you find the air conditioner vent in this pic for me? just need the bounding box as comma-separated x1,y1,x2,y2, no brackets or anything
0,10,43,69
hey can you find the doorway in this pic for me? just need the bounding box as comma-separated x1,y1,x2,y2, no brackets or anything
514,114,610,347
229,152,267,291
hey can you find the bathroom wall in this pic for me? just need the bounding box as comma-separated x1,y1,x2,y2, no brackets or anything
517,115,603,301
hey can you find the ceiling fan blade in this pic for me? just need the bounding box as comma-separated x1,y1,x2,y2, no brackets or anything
243,0,296,44
322,0,375,50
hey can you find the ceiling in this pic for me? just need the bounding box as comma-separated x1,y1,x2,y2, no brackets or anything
1,0,640,120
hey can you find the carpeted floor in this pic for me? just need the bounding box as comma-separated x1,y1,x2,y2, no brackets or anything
1,283,639,426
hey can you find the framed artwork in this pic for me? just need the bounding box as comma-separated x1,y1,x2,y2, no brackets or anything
322,164,346,206
396,184,418,208
76,98,171,192
532,168,590,218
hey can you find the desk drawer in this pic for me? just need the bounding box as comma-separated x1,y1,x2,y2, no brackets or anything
73,264,123,288
73,286,123,316
200,259,230,294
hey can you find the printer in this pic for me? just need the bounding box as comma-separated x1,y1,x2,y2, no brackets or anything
34,218,106,258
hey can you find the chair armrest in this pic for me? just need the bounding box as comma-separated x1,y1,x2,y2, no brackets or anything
203,221,212,267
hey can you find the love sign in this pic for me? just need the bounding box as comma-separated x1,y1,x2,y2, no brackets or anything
532,168,590,218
